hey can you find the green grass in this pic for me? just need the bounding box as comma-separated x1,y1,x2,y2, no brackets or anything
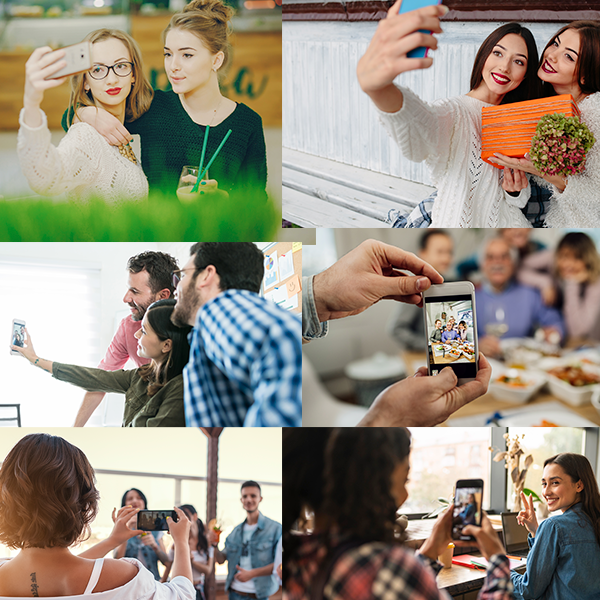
0,192,280,241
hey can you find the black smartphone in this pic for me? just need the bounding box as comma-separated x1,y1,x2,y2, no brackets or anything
452,479,483,540
137,510,178,531
422,282,479,385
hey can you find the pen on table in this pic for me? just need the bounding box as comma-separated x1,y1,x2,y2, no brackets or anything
506,555,525,561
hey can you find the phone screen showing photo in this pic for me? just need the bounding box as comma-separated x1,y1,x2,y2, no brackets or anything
12,322,25,348
453,484,483,540
424,295,477,378
137,510,177,531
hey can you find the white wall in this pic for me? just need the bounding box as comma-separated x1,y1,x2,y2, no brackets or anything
284,21,564,186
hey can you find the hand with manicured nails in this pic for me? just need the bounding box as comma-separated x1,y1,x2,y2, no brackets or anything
357,353,492,427
75,106,132,146
357,0,448,112
313,239,444,322
502,167,529,193
516,491,539,536
24,47,67,109
463,513,507,561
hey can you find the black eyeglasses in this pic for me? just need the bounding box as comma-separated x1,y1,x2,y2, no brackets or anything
88,62,134,80
172,268,197,288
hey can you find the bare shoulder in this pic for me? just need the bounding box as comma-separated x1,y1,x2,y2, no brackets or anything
94,558,138,592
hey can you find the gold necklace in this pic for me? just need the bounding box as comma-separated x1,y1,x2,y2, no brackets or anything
118,141,137,165
207,96,224,127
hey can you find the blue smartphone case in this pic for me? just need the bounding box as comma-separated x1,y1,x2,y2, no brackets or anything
397,0,443,59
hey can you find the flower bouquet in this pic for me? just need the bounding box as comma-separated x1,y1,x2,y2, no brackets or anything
529,113,596,177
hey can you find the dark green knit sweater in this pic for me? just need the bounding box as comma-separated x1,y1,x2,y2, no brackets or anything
63,90,267,199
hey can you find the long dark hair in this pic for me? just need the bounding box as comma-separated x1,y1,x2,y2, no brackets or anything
544,453,600,547
470,23,543,104
179,504,208,554
283,428,412,565
138,299,192,395
540,21,600,98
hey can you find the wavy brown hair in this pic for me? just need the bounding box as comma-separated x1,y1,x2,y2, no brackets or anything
544,453,600,548
283,428,412,574
556,232,600,283
67,29,153,127
0,434,99,549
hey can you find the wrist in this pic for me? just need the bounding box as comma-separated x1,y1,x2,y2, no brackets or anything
312,272,330,323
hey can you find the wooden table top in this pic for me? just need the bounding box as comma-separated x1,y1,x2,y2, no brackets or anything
403,352,600,426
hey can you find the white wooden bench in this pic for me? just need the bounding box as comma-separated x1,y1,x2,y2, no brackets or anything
283,147,436,228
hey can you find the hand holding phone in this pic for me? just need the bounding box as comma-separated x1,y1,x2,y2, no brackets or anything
397,0,444,59
10,319,26,356
452,479,483,540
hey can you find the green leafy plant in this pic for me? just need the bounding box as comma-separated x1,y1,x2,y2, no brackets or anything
530,113,595,177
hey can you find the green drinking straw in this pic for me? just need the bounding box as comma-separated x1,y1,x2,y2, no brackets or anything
191,125,210,193
191,129,233,193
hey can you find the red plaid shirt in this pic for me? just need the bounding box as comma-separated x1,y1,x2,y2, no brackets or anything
285,535,513,600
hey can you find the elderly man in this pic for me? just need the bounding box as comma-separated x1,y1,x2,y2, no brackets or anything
475,237,564,358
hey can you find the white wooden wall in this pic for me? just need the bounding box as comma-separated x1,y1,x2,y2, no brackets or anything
283,21,562,186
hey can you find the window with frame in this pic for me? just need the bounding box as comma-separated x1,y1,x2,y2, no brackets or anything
0,257,101,427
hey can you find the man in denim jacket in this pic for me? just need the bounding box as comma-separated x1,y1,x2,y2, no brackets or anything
215,481,282,600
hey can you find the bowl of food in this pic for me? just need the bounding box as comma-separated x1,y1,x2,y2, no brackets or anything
543,362,600,406
488,368,547,403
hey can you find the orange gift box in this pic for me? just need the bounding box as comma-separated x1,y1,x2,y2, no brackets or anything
481,94,580,169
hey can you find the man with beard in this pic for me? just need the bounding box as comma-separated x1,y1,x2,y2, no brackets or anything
214,481,281,600
171,242,301,427
73,251,179,426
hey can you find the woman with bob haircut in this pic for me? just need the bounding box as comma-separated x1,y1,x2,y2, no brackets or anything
490,21,600,228
284,428,514,600
69,0,267,201
18,28,152,202
511,452,600,599
0,433,194,599
357,1,542,228
11,299,190,427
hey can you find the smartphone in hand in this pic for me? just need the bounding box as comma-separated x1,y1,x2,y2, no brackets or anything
398,0,443,59
44,42,92,80
452,479,484,540
422,281,479,385
10,319,26,355
137,510,178,531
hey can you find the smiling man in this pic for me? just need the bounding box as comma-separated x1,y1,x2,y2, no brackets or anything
73,251,179,426
215,481,281,600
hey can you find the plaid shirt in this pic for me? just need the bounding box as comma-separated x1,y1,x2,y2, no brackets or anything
285,535,513,600
183,289,302,427
388,179,552,229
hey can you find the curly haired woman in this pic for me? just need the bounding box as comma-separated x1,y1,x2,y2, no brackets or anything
0,433,194,598
284,428,513,600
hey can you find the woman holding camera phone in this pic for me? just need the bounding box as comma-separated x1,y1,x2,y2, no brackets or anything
18,28,152,202
114,489,172,581
11,299,191,427
0,433,194,599
284,428,512,600
511,453,600,600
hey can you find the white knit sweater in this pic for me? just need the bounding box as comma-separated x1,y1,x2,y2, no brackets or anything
17,108,148,203
543,93,600,228
378,86,531,228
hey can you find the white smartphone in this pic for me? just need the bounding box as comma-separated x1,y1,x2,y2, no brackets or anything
422,282,479,384
10,319,26,355
44,42,92,80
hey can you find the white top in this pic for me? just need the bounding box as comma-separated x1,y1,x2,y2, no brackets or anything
543,93,600,228
17,108,148,203
167,545,213,590
377,86,531,228
230,522,258,594
0,558,195,600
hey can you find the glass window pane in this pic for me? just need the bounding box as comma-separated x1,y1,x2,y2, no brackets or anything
505,427,585,509
404,428,492,514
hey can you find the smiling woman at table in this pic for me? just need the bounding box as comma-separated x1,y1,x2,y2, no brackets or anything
11,299,190,427
511,453,600,600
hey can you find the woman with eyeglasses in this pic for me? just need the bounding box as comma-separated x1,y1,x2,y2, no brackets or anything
17,29,152,202
10,299,191,427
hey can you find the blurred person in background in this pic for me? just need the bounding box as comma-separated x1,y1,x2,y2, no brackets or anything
387,229,454,351
115,488,171,581
476,236,563,358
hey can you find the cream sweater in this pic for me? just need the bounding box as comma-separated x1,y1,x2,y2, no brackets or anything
543,93,600,228
378,86,531,228
17,108,148,202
